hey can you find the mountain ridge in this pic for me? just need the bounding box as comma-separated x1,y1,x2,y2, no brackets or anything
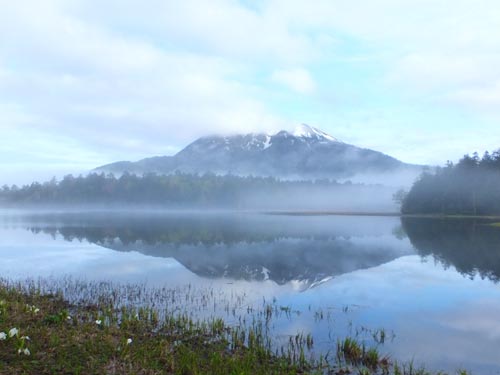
96,124,422,182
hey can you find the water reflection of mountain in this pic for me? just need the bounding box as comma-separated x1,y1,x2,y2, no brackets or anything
10,212,411,289
402,217,500,282
103,238,409,290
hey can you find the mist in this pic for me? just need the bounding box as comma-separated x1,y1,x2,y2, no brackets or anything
338,167,425,189
0,172,401,213
241,184,398,212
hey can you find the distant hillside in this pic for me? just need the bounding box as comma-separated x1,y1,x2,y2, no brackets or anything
96,124,422,183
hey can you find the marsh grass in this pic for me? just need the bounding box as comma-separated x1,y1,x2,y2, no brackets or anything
0,279,315,374
0,278,471,374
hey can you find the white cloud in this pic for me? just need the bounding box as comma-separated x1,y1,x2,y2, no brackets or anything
0,0,294,177
2,0,500,182
448,81,500,111
66,0,319,64
388,53,500,91
271,68,316,94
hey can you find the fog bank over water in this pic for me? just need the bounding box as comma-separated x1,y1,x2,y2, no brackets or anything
242,184,399,212
0,173,401,213
337,168,422,188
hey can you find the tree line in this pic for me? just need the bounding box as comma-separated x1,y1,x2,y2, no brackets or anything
401,150,500,215
0,172,346,207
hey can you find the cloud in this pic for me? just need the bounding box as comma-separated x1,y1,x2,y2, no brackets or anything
67,0,319,64
271,68,316,94
0,0,293,179
447,81,500,111
2,0,500,183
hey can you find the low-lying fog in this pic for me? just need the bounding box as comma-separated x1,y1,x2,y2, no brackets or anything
242,184,399,212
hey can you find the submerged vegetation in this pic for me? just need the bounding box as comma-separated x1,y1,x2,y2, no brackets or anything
401,150,500,215
0,278,470,374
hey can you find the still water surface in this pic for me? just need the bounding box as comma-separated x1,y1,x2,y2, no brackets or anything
1,211,499,374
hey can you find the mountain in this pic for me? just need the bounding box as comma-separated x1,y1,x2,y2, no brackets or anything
96,124,420,181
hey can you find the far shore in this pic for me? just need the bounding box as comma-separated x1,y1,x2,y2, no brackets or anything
2,206,500,221
265,210,500,220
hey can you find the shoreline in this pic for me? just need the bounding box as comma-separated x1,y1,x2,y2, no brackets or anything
265,211,500,220
2,206,500,220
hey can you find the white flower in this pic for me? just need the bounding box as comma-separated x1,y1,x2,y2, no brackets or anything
18,348,30,355
21,336,30,341
67,316,72,320
0,332,6,340
8,328,18,337
26,305,39,313
95,320,102,325
126,338,132,345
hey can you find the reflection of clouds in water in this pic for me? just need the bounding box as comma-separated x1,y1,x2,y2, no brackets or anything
419,301,500,372
0,229,189,283
270,256,500,373
388,305,500,373
313,255,499,314
437,299,500,340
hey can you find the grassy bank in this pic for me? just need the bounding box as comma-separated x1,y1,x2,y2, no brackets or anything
0,280,468,375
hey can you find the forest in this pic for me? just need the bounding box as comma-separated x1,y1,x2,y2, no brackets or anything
401,150,500,215
0,172,348,207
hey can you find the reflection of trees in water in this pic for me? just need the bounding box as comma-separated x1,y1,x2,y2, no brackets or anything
402,217,500,282
27,214,337,246
21,213,409,288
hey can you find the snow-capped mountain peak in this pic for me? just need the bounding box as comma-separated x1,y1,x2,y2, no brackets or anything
292,124,339,142
96,123,418,180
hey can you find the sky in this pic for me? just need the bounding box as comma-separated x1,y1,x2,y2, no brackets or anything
1,0,500,185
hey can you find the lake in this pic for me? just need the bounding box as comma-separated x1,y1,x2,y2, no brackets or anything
1,210,499,374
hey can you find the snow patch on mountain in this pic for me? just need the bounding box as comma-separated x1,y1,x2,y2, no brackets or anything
263,135,272,150
292,124,340,142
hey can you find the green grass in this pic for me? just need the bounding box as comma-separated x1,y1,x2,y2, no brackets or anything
0,282,315,374
0,280,472,374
